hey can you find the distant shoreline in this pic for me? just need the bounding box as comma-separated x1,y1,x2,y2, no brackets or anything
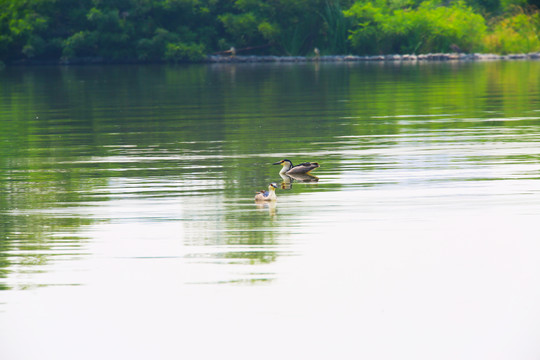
7,52,540,66
206,53,540,63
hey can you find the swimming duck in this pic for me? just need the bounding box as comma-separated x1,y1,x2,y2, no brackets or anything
254,183,278,201
273,159,320,175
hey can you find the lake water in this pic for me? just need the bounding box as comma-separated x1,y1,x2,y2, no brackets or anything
1,61,540,359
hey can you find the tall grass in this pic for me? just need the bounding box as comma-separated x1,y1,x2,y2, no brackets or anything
319,0,350,54
483,10,540,53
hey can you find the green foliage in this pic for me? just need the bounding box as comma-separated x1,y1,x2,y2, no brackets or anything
257,21,281,41
164,42,206,62
218,0,354,55
0,0,539,63
483,10,540,53
345,0,487,54
63,31,96,58
137,28,179,61
219,12,261,46
318,0,350,54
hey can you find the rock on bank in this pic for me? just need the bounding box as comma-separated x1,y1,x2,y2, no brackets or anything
206,53,540,63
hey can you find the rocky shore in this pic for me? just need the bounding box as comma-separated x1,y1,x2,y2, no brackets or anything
6,52,540,67
206,52,540,63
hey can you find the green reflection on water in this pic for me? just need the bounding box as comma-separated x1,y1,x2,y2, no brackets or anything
1,61,539,287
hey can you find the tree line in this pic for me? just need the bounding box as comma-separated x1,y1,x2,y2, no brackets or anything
1,0,539,64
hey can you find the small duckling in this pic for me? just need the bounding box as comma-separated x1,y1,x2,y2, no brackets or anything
255,183,278,201
273,159,320,175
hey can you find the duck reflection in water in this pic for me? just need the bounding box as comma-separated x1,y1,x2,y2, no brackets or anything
255,198,277,216
278,172,319,189
254,183,278,201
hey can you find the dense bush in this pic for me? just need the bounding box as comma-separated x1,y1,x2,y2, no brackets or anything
164,41,206,62
217,0,352,55
345,0,488,54
0,0,539,63
483,10,540,53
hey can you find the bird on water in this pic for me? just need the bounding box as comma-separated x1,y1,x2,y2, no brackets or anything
273,159,320,175
254,183,278,201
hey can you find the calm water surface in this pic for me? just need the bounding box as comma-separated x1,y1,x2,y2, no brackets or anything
1,62,540,359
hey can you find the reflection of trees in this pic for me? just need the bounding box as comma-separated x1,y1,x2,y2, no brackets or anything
0,139,104,288
223,201,281,265
2,61,539,287
346,62,540,124
0,212,92,290
181,195,282,267
0,173,98,289
0,69,107,289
